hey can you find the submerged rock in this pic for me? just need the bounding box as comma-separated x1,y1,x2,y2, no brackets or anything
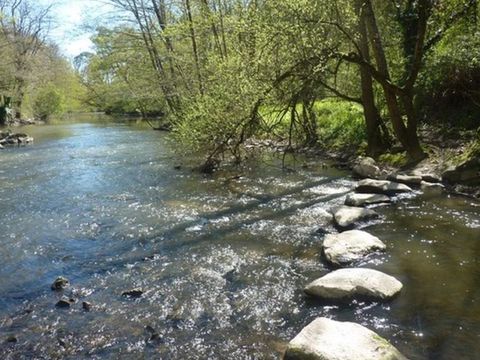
82,301,92,311
122,288,144,298
332,206,379,230
304,268,403,301
345,193,391,207
6,335,18,343
51,277,69,291
356,179,412,195
56,297,75,308
284,317,407,360
387,174,422,186
322,230,386,266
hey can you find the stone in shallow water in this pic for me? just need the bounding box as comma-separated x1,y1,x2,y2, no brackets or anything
122,288,144,298
356,179,412,195
284,317,407,360
51,277,69,291
345,193,391,207
322,230,386,266
387,174,422,186
304,268,403,301
56,297,75,308
333,206,379,230
82,301,92,311
421,180,445,194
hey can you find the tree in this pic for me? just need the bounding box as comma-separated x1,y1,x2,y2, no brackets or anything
0,0,52,120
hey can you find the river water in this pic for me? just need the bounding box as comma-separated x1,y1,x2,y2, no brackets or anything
0,118,479,359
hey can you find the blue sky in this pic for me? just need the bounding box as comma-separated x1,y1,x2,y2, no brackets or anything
40,0,114,58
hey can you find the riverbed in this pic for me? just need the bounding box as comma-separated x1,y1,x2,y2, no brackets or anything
0,118,479,359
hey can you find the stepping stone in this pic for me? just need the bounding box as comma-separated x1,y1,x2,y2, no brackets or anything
304,268,403,301
353,157,381,179
420,180,445,194
322,230,386,266
345,193,391,207
421,174,442,183
284,317,407,360
333,206,379,230
387,174,422,186
356,179,412,196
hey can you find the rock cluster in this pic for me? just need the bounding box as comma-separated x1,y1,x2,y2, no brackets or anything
0,131,33,148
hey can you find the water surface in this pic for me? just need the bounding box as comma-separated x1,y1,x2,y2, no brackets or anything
0,118,479,359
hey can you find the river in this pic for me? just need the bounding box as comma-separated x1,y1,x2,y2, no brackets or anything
0,118,479,359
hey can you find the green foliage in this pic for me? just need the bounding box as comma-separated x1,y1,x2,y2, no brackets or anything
314,100,366,150
378,152,408,167
78,27,165,116
418,23,480,129
75,0,479,163
33,84,63,120
173,57,266,156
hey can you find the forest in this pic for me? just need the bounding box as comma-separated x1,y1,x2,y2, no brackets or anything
1,0,479,167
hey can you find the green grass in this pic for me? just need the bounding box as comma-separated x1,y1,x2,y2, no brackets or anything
313,99,366,149
259,99,367,150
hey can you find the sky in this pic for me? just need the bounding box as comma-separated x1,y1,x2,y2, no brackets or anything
40,0,114,58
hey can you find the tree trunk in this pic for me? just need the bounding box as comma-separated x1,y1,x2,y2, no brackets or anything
185,0,204,95
0,96,6,126
356,0,386,157
363,0,426,161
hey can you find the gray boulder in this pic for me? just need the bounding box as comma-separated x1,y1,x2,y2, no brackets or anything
353,157,381,179
323,230,386,266
284,317,407,360
333,206,379,230
420,181,445,194
387,174,422,186
304,268,403,301
345,193,391,207
442,157,480,185
356,179,412,195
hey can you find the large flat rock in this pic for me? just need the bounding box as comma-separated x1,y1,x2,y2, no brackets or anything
345,193,391,207
323,230,386,266
333,206,379,230
387,174,422,186
305,268,403,301
356,179,412,195
284,317,407,360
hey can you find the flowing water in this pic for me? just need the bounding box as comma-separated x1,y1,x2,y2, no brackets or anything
0,118,479,359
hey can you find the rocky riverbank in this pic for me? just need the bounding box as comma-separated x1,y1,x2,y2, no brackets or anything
351,155,479,199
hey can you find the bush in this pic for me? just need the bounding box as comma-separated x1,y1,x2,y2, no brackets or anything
418,27,480,129
33,85,63,120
